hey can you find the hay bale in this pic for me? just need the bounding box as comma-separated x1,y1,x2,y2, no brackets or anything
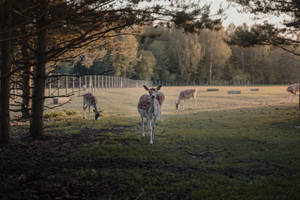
227,90,241,94
53,97,70,104
250,88,259,91
207,88,219,92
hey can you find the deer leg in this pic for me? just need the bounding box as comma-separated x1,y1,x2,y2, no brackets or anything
149,120,153,144
152,119,156,142
141,116,145,137
182,100,185,110
159,111,163,121
288,94,295,102
88,105,90,120
83,104,88,119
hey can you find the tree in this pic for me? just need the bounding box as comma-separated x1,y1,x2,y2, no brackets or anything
109,35,139,77
0,0,12,144
29,0,49,138
227,0,300,56
141,25,204,81
134,50,156,80
199,28,231,82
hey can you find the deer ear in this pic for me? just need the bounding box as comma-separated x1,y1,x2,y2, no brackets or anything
143,85,149,91
157,85,162,90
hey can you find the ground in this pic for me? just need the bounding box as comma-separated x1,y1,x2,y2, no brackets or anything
1,86,300,199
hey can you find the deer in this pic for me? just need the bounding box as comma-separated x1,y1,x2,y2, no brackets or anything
82,92,101,120
176,89,197,110
143,85,165,120
287,83,300,102
137,85,162,144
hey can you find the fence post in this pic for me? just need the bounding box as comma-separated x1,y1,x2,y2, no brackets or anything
48,77,51,96
109,76,111,89
112,76,114,88
72,75,75,94
65,75,68,95
89,75,91,91
93,75,95,92
79,76,81,96
57,77,60,96
109,76,112,89
298,81,300,111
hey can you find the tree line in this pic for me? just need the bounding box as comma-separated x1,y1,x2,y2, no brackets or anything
57,23,300,85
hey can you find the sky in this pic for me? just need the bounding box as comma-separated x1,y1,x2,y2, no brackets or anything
202,0,290,28
139,0,290,28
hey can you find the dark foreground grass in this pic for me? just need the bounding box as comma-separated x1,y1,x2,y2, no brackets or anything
1,105,300,200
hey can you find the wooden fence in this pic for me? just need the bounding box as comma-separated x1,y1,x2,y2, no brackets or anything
45,74,300,97
46,74,152,96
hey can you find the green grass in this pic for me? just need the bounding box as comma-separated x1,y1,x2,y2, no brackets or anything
7,86,300,199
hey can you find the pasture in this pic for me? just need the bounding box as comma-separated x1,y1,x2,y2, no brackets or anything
2,86,300,199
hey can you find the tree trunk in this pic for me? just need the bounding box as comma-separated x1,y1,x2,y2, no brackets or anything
21,66,33,119
0,1,12,144
30,0,48,138
21,25,32,119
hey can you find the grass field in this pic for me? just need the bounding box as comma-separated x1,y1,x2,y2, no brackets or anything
2,86,300,199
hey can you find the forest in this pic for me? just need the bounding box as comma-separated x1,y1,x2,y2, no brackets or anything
56,23,300,85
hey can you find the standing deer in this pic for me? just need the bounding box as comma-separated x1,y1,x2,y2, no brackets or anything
143,85,165,120
287,83,300,102
83,93,100,120
138,85,162,144
176,89,197,110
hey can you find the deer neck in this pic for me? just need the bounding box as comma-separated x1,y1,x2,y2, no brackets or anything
148,97,158,115
92,103,98,113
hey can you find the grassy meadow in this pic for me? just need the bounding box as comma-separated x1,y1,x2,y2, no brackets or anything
3,86,300,199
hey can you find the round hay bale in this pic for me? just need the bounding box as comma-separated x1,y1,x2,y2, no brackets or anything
250,88,259,91
207,88,219,92
227,90,241,94
53,97,70,104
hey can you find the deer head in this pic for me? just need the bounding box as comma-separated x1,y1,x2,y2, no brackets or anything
175,102,179,110
143,85,162,99
93,109,102,120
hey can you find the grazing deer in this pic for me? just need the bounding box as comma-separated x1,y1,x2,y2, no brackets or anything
83,93,100,120
176,89,197,110
287,83,300,102
138,85,162,144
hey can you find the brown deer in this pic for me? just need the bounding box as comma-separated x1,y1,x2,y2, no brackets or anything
137,85,162,144
287,83,300,102
176,89,197,110
83,93,100,120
